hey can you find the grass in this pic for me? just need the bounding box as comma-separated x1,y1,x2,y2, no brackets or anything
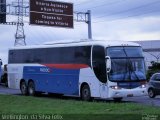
0,94,160,120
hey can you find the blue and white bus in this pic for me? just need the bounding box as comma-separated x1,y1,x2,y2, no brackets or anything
8,40,147,101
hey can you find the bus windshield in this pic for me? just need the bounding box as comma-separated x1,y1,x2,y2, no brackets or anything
107,47,146,82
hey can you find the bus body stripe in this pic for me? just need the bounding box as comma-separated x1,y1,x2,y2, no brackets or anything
42,64,89,69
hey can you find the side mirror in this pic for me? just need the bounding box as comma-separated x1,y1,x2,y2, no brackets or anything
105,56,111,73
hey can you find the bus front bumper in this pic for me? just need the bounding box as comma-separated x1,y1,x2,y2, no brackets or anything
108,87,147,98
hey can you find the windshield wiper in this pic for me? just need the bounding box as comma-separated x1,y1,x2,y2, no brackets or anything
122,47,140,81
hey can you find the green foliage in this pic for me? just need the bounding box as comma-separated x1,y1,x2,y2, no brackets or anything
147,61,160,80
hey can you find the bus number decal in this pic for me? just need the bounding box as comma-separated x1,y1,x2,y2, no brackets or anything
40,68,51,73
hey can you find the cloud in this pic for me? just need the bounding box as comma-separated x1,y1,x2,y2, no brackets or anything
92,16,160,41
78,0,160,18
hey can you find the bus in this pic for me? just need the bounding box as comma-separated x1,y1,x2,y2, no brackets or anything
8,40,147,101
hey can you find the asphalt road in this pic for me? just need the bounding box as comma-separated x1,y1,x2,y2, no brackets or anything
124,96,160,107
0,84,160,107
0,84,21,95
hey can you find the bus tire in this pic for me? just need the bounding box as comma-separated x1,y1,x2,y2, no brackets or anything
28,81,36,96
20,81,28,95
81,84,92,101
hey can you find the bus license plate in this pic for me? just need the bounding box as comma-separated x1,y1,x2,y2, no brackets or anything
127,94,133,97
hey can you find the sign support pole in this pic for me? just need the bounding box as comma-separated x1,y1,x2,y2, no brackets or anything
87,10,92,39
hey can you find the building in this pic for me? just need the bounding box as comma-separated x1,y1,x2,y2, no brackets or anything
134,40,160,67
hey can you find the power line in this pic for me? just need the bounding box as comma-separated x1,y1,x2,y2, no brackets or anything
94,0,160,19
75,0,125,12
83,0,126,10
75,0,101,6
93,9,160,24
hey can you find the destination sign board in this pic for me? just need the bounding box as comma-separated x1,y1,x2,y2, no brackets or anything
30,0,73,28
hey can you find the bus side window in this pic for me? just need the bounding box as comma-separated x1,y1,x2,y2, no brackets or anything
75,46,91,66
92,46,107,83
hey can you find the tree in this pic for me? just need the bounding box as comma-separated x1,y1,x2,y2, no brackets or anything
147,61,160,80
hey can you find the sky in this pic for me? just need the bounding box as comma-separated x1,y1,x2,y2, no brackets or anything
0,0,160,64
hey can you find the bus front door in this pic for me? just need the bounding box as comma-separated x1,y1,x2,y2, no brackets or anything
99,83,108,98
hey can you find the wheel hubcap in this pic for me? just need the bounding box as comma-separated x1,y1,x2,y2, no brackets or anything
28,82,35,96
21,83,26,94
149,90,153,97
83,89,89,97
29,86,33,94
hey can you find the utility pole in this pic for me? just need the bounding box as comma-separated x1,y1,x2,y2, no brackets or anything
14,0,26,46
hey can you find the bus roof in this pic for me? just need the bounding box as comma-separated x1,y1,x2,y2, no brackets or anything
9,40,140,50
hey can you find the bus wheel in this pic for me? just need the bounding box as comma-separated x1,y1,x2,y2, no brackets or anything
20,81,28,95
28,81,35,96
113,97,123,102
81,84,92,101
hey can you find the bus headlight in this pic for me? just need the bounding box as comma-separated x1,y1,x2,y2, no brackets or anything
110,86,121,90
